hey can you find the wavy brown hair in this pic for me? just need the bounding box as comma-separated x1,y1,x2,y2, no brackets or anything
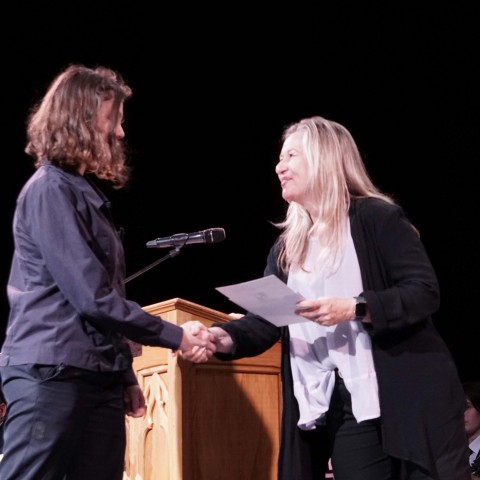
25,64,132,188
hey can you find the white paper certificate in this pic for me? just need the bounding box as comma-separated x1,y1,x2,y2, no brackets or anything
215,274,307,326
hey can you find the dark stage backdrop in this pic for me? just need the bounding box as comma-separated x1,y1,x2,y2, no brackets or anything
2,4,478,381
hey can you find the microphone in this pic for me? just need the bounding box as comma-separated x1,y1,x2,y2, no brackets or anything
146,228,226,249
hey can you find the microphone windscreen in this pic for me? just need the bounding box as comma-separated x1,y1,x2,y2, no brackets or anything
207,228,226,244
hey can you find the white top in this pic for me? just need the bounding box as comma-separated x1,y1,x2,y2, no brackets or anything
470,435,480,465
288,220,380,430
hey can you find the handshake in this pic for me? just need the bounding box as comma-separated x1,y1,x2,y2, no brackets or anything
174,320,235,363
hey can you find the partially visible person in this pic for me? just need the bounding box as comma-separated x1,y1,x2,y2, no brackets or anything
0,64,214,480
0,386,6,455
463,381,480,478
207,116,470,479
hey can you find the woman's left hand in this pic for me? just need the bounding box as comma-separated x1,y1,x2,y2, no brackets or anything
295,297,356,327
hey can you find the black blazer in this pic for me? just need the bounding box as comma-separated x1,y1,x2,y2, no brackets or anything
215,198,467,479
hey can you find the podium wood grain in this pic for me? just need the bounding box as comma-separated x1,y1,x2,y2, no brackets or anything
123,298,282,480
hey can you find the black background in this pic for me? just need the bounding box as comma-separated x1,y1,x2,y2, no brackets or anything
2,3,478,381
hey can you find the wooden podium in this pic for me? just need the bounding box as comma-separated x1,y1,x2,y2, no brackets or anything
123,298,282,480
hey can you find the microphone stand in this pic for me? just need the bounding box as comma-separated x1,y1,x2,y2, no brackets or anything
124,246,182,284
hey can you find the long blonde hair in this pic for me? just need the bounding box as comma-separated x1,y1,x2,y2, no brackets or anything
25,64,132,188
276,116,394,274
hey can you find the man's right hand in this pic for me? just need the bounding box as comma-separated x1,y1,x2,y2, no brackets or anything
177,321,216,363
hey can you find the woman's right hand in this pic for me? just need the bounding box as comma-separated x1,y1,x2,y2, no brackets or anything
177,321,216,363
208,326,234,353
